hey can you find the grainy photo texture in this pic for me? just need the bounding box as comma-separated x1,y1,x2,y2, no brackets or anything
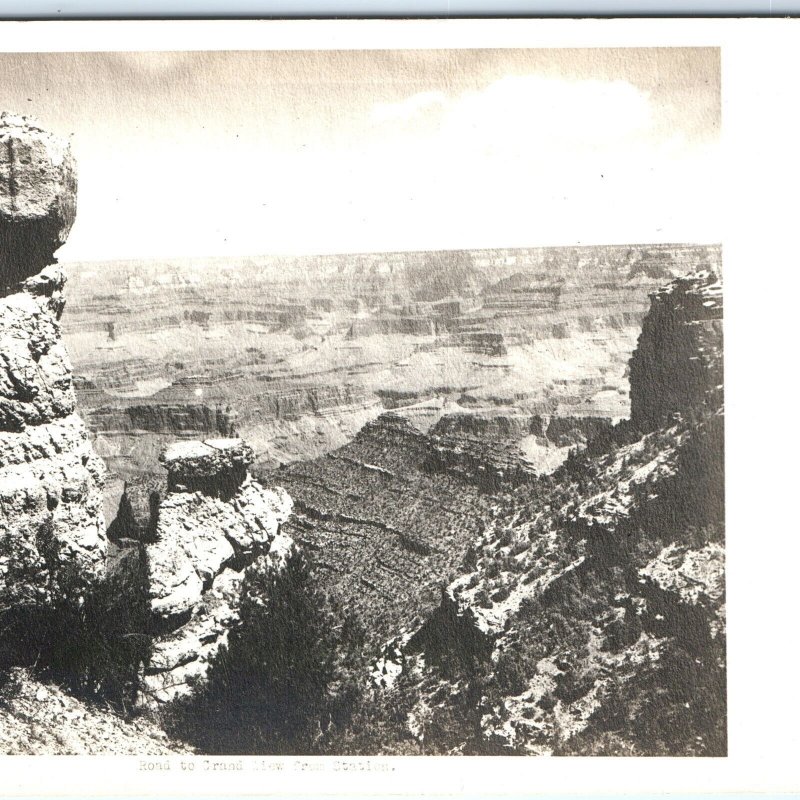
0,47,724,756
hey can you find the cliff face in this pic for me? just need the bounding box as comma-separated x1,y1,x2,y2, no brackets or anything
376,271,725,756
425,431,538,491
272,413,498,641
0,114,106,612
139,438,293,704
427,413,616,485
629,270,723,432
75,379,383,480
85,399,237,438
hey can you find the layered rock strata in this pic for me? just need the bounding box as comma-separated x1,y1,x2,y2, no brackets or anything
271,414,498,642
0,114,106,612
378,270,725,755
425,431,537,491
142,437,293,704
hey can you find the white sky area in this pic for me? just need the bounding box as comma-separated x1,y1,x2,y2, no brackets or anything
0,48,720,261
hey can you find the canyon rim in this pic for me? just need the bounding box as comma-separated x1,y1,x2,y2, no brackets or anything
0,42,725,758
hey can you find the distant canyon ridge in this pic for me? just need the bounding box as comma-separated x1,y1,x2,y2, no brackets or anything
60,243,720,509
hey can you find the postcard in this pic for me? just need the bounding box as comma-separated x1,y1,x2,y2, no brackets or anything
0,17,797,798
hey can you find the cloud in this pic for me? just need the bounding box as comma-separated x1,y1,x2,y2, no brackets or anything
59,68,718,260
370,74,653,145
343,73,718,253
468,75,651,151
370,90,447,124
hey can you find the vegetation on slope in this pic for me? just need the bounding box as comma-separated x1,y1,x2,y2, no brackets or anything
166,549,368,754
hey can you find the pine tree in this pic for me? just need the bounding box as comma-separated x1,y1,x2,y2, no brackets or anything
185,549,342,754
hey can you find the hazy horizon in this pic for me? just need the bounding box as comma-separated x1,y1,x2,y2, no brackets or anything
58,239,723,269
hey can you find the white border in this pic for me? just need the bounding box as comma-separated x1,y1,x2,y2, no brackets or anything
1,18,799,797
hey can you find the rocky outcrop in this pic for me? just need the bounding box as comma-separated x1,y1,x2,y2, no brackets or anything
431,413,534,441
527,415,615,448
432,413,615,450
629,270,723,432
425,431,537,490
160,438,255,496
372,271,725,756
0,113,77,283
142,437,293,704
424,413,616,487
0,115,106,613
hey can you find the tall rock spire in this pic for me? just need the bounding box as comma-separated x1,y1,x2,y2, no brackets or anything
0,114,106,612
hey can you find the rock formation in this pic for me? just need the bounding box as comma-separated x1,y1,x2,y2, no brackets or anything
368,270,725,756
0,114,106,612
141,437,294,704
629,269,723,432
0,113,77,283
425,429,538,490
272,413,499,642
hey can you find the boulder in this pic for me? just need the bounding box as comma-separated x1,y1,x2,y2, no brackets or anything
0,113,77,285
159,437,254,496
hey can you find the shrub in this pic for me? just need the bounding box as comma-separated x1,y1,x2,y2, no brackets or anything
509,540,530,557
491,585,511,603
493,649,534,697
174,549,364,754
0,544,151,712
475,589,492,609
484,560,501,579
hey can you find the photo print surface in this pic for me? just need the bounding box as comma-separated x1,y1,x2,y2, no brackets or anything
0,45,724,756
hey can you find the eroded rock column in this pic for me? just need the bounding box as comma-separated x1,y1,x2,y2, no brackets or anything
0,113,106,611
143,437,294,704
629,269,724,432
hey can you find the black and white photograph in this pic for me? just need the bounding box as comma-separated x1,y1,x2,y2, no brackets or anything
0,33,727,761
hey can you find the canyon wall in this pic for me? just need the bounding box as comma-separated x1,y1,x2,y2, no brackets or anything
371,269,725,755
265,404,623,642
60,243,720,486
77,378,383,480
270,413,498,641
0,114,106,612
629,269,723,431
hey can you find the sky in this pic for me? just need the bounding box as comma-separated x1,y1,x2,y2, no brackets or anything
0,47,720,261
